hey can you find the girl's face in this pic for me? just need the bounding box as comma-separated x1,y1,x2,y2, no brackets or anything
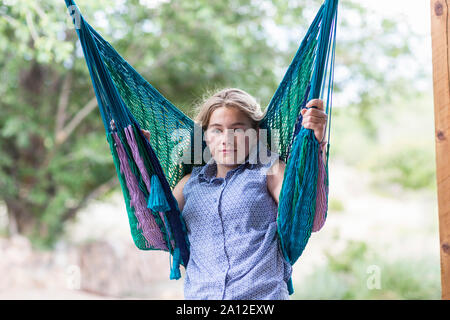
205,106,258,166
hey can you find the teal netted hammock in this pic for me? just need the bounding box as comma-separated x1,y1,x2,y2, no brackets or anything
65,0,338,295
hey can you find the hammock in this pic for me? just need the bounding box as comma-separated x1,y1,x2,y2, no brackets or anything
64,0,338,295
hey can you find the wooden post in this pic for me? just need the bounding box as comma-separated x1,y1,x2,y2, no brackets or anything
430,0,450,300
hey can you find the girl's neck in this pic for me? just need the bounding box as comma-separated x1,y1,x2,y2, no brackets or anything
215,163,239,178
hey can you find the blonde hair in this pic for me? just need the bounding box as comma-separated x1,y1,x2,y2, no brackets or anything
194,88,265,131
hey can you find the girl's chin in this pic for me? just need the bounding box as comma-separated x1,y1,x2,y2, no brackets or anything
215,154,247,166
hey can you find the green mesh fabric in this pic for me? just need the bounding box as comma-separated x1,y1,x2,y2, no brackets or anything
81,0,328,189
107,132,151,250
94,28,200,188
65,0,338,278
259,38,318,162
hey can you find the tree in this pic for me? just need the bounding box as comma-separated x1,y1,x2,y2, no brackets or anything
0,0,313,246
0,0,418,247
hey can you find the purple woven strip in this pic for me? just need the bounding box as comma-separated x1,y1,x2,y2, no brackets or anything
124,125,152,191
158,211,175,250
112,132,168,250
123,126,173,249
312,145,328,232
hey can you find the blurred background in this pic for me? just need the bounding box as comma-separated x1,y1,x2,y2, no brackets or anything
0,0,440,299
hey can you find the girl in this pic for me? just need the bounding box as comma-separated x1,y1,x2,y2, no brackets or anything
114,88,327,299
173,88,327,300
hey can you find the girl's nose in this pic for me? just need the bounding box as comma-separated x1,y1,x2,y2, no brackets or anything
222,129,236,146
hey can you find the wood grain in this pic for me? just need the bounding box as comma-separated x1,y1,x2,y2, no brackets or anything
430,0,450,300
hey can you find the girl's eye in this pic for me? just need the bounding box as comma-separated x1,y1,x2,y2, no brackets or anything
209,128,245,134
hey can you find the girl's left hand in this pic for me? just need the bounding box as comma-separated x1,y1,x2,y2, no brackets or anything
301,99,327,143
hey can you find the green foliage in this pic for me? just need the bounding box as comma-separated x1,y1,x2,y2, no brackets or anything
293,240,441,300
0,0,320,245
369,142,436,191
368,93,435,192
328,197,344,212
331,92,436,192
0,0,425,246
327,240,369,273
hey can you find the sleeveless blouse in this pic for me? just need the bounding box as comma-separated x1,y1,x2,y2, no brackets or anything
181,144,292,300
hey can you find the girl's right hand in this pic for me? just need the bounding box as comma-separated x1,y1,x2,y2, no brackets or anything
110,119,151,141
110,119,116,130
301,99,327,143
141,129,151,141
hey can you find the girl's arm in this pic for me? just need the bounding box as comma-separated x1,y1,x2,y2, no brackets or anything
266,159,286,205
267,157,327,232
172,173,191,212
301,99,327,144
267,97,327,201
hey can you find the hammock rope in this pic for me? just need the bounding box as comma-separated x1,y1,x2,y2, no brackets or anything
64,0,338,294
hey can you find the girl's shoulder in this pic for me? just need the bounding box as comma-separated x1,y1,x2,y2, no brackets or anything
178,166,203,187
181,165,204,199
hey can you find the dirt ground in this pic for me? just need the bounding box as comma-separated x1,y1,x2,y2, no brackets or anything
0,161,439,300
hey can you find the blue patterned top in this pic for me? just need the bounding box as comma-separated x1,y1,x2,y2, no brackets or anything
182,143,292,300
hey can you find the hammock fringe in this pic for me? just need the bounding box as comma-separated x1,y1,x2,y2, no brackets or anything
64,0,338,296
170,247,182,280
148,174,171,212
